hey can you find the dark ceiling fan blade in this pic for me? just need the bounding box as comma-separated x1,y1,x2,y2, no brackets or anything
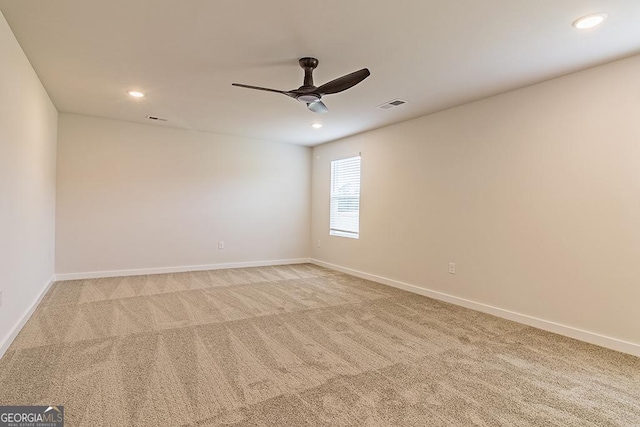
316,68,370,95
307,100,329,113
231,83,288,94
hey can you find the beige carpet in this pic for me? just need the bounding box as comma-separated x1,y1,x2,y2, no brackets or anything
0,264,638,426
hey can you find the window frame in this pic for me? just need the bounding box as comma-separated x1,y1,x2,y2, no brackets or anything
329,154,361,240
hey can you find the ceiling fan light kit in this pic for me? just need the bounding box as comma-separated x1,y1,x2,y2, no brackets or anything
232,57,370,113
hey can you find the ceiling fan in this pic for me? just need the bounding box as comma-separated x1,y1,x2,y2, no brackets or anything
232,57,370,113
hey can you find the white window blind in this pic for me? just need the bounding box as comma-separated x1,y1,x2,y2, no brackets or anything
330,155,361,239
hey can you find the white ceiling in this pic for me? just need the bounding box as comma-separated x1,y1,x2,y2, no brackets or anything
1,0,640,146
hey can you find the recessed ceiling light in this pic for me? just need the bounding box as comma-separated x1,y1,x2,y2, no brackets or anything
573,13,608,29
311,123,323,129
127,90,145,98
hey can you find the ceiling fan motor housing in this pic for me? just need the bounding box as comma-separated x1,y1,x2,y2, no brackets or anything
297,94,320,103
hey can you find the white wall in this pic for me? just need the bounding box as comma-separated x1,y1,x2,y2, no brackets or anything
311,54,640,349
56,114,311,275
0,12,58,353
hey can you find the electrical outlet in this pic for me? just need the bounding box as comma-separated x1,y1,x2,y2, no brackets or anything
448,262,456,275
317,240,321,248
218,241,224,250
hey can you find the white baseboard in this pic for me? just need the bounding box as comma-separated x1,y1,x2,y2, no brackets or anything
55,258,312,281
311,259,640,358
0,275,56,359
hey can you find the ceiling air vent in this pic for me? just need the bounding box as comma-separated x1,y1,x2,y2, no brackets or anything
146,115,168,122
377,99,408,110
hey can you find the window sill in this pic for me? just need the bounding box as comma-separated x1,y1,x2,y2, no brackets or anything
330,230,359,239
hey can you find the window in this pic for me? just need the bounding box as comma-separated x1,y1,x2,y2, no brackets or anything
330,155,361,239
